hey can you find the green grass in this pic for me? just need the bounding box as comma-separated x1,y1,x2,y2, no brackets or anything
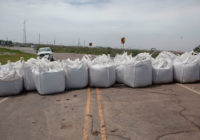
0,48,36,65
35,44,160,58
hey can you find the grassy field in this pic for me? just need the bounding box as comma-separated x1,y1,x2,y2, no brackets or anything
35,44,160,58
0,47,36,64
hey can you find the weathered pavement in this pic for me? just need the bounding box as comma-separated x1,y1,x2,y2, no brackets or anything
1,84,200,140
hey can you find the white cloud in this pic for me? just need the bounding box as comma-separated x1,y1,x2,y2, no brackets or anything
0,0,200,50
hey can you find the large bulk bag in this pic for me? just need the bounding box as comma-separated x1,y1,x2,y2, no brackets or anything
89,64,115,87
33,61,65,95
123,53,152,87
152,56,173,84
0,63,23,96
123,61,152,87
173,52,199,83
114,52,132,83
63,59,88,89
115,64,125,83
22,58,37,91
89,54,116,87
22,66,35,91
33,71,65,95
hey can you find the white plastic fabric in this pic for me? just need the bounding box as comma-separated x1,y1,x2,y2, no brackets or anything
63,58,88,89
89,54,116,87
0,62,23,96
156,51,177,61
152,52,174,84
114,52,132,83
123,53,152,87
21,58,37,91
32,60,65,95
173,52,199,83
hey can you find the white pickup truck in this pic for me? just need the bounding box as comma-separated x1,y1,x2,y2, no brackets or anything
37,47,54,61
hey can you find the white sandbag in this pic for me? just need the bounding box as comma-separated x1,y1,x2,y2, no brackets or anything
63,59,88,89
173,52,199,83
0,63,23,96
22,58,37,91
156,51,177,61
89,54,116,87
152,54,173,84
114,52,132,83
89,64,116,87
33,61,65,95
123,53,152,87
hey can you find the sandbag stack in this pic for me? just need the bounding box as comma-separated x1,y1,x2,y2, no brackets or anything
0,50,200,96
32,59,65,95
89,54,116,87
173,52,199,83
0,61,23,96
62,58,88,89
114,52,132,83
21,58,37,91
152,51,174,84
123,53,153,87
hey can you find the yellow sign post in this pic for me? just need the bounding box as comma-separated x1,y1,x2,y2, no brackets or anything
89,42,93,47
121,37,125,49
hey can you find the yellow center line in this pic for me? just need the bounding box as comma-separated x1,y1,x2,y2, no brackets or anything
0,97,8,104
96,88,107,140
82,87,91,140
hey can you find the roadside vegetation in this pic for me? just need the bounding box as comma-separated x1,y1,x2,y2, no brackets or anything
0,47,36,64
35,44,160,58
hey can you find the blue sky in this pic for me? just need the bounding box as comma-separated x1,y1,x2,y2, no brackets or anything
0,0,200,51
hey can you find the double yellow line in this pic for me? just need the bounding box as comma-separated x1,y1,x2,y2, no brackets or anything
82,88,106,140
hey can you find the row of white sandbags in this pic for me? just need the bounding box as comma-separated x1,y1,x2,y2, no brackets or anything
115,51,200,88
0,51,200,96
0,54,115,96
23,57,88,95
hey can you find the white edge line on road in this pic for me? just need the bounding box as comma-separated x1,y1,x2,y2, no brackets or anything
177,83,200,96
0,97,8,104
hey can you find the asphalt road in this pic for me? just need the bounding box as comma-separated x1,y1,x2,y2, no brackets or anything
1,84,200,140
1,47,200,140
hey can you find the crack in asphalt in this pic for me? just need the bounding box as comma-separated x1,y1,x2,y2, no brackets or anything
139,88,200,131
174,94,200,130
154,91,200,140
155,130,192,140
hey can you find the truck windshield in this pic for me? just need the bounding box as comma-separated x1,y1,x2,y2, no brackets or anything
39,48,51,52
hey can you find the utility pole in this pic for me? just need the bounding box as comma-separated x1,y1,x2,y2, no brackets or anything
23,20,26,44
78,38,80,46
84,40,85,47
38,33,40,44
54,39,55,45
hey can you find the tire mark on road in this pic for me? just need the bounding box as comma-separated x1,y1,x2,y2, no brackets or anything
96,88,107,140
82,88,91,140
